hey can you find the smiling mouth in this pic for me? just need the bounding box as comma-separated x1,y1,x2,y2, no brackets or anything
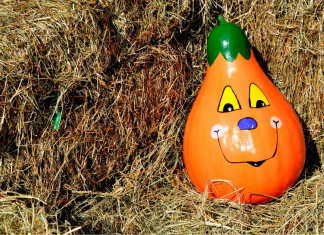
214,122,279,167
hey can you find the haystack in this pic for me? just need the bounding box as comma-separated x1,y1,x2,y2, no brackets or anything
0,0,323,233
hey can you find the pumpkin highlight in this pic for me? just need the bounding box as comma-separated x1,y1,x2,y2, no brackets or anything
183,16,306,204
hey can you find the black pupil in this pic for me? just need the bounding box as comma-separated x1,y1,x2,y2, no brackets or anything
256,100,266,108
223,103,234,112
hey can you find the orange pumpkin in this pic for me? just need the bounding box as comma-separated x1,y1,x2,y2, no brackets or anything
183,16,305,204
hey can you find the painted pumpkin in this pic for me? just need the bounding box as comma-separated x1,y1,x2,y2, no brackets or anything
183,16,306,204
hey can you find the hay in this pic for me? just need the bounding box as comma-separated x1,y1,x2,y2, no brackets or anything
0,0,323,233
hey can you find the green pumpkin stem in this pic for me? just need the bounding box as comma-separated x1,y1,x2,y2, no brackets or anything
207,16,251,66
217,16,227,25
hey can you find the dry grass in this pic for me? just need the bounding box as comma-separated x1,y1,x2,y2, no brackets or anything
0,0,323,234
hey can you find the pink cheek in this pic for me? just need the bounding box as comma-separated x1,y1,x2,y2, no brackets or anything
270,116,282,129
211,124,225,139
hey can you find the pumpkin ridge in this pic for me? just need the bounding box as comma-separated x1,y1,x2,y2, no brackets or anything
207,16,251,66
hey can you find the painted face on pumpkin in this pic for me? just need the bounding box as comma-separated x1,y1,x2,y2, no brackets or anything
210,83,283,167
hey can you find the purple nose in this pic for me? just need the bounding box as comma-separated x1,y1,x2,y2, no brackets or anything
238,117,257,130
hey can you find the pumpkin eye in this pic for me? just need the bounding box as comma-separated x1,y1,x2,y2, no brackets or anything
249,83,270,108
218,86,241,113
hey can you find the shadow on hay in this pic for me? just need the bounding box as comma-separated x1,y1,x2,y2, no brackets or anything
299,120,321,175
